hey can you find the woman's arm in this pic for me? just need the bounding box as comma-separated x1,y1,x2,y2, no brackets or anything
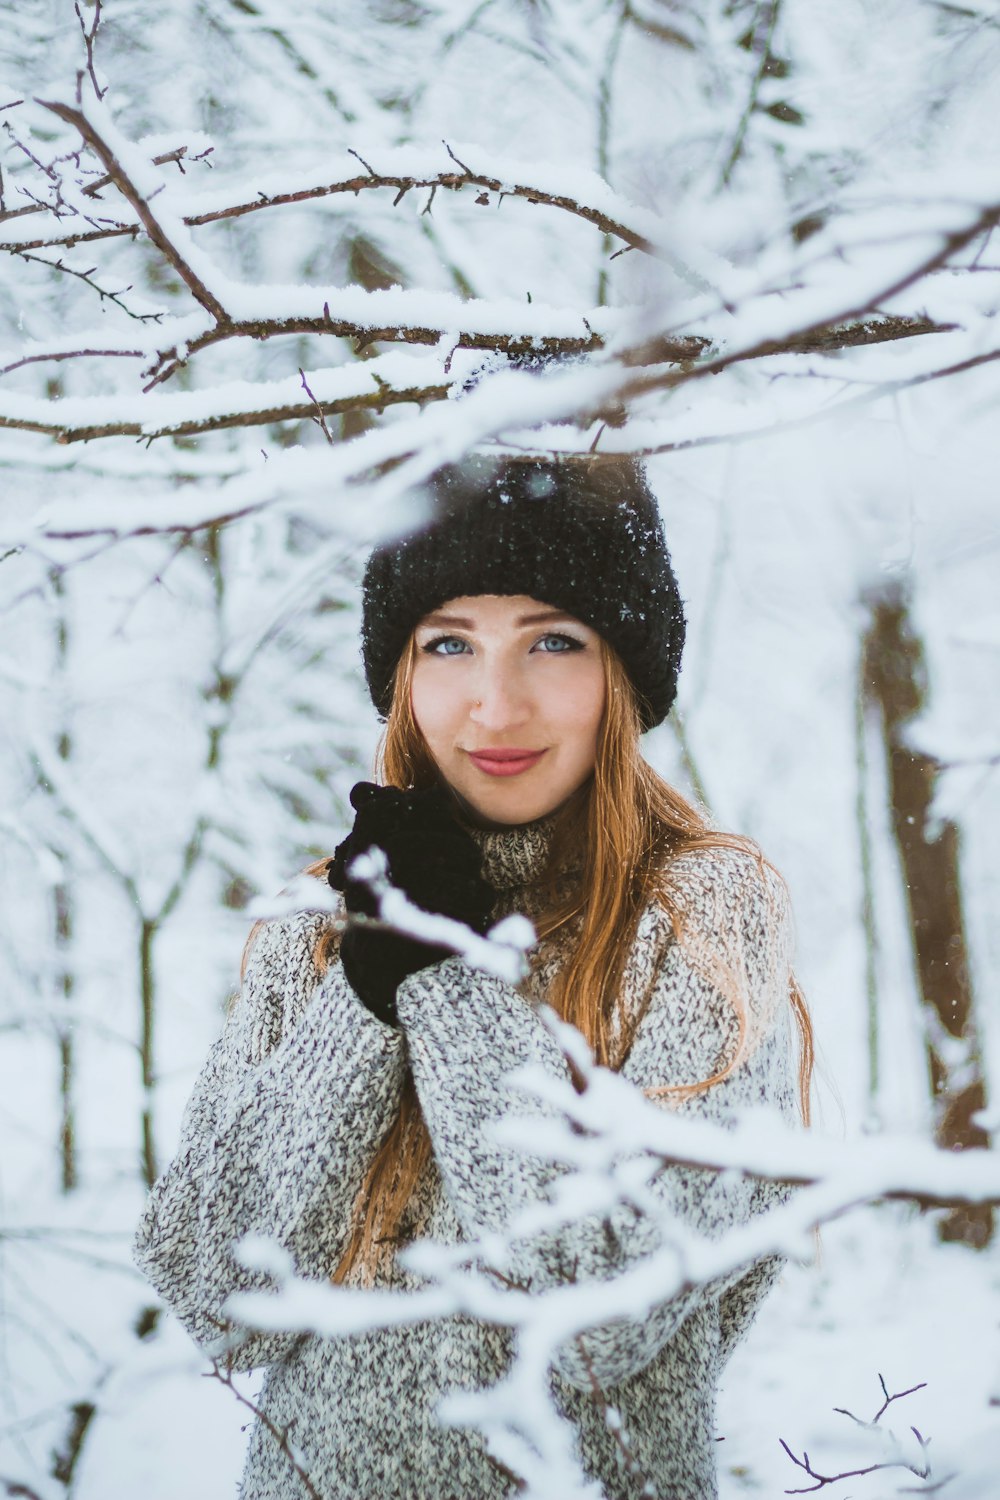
132,907,406,1371
396,846,798,1391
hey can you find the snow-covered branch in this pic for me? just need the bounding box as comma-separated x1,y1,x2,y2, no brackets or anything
0,138,674,260
345,844,536,985
38,94,229,323
0,353,453,444
0,85,990,460
501,1023,1000,1212
219,1016,999,1495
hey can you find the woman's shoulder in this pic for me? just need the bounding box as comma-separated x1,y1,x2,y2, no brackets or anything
647,838,794,957
629,841,797,1048
243,898,343,977
661,839,790,906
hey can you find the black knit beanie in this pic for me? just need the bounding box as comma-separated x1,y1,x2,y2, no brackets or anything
361,456,686,732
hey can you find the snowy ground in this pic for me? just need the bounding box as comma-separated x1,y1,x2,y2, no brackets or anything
719,1207,1000,1499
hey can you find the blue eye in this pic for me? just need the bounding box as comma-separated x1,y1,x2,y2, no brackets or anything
423,635,470,656
420,632,584,656
533,633,583,653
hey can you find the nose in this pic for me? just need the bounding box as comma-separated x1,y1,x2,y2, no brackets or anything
468,659,532,733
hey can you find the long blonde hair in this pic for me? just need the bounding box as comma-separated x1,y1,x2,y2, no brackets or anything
251,634,813,1286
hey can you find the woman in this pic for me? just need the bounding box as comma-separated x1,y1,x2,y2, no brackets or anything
133,455,811,1500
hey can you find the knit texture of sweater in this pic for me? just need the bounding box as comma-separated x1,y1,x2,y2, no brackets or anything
132,814,799,1500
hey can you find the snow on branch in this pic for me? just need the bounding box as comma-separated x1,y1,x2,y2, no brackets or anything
500,1021,1000,1212
345,845,536,985
38,93,230,323
0,134,679,264
0,83,995,461
0,140,211,247
0,351,453,444
216,1014,998,1496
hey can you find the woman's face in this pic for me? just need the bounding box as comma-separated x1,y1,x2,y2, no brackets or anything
410,594,607,827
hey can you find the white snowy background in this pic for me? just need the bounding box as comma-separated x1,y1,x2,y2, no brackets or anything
1,2,999,1496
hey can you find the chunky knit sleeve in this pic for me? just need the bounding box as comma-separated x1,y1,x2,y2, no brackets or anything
396,846,799,1392
132,907,406,1371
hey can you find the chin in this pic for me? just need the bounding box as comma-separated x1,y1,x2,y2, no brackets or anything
453,782,560,829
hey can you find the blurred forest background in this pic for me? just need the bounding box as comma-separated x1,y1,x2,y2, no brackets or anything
1,1,999,1496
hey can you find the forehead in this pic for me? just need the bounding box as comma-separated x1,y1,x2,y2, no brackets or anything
416,595,587,630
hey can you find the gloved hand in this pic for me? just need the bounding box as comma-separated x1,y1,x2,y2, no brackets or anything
326,780,496,1026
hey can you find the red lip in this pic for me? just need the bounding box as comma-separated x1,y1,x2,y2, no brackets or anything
467,749,547,777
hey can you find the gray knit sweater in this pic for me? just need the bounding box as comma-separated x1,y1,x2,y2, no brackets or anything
133,814,798,1500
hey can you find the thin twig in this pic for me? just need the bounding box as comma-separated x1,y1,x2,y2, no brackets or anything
575,1340,653,1487
0,1475,47,1500
718,0,783,188
2,122,57,182
936,750,1000,770
12,248,163,322
299,368,335,443
780,1374,932,1493
39,98,229,323
779,1434,930,1493
205,1361,322,1500
0,145,211,226
0,346,144,378
74,0,107,100
834,1374,929,1426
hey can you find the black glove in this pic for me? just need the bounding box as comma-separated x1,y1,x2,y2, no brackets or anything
326,781,496,1026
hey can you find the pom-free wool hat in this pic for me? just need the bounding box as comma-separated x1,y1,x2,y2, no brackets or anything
360,456,686,731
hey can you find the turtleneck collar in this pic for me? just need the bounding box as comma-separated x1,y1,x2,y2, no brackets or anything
458,811,560,892
446,778,592,896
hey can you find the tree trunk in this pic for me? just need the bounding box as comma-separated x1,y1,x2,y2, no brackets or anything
140,915,158,1188
51,569,77,1193
861,579,992,1249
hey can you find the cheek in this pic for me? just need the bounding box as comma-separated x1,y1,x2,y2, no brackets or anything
552,659,606,750
410,661,456,744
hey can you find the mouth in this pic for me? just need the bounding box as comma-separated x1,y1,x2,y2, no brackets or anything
466,748,548,778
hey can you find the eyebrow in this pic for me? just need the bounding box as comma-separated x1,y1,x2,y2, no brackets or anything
418,610,580,629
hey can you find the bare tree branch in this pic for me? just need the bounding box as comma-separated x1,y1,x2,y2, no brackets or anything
781,1375,934,1493
0,372,451,444
1,153,664,257
38,98,229,322
0,143,211,228
613,200,1000,410
205,1359,322,1500
12,247,163,322
74,0,107,102
0,345,144,378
